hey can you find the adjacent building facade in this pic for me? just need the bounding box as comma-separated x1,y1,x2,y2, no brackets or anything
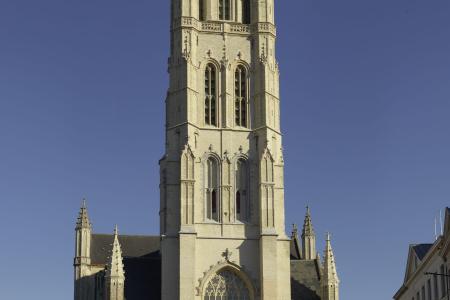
394,208,450,300
73,1,340,299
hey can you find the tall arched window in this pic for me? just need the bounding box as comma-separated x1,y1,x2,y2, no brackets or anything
199,0,205,21
219,0,231,20
205,64,217,126
242,0,251,24
206,157,219,221
236,158,248,222
235,65,247,127
204,269,251,300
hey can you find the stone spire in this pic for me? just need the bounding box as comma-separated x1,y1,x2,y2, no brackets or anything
105,225,125,300
302,206,317,260
74,199,92,300
322,233,340,300
76,199,91,230
74,199,92,261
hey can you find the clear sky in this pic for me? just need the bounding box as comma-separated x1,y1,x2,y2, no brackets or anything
0,1,449,299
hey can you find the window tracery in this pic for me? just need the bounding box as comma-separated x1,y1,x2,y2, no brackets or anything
235,65,247,127
206,157,220,221
205,63,217,126
203,269,250,300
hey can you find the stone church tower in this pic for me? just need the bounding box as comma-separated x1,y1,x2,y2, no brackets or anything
159,0,291,299
72,1,341,299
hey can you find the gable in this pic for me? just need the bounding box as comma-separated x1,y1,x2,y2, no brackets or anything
404,244,433,283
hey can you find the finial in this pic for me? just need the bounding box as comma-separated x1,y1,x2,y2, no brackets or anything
326,232,331,241
222,248,233,261
76,198,91,230
306,205,310,216
292,223,298,234
114,224,119,236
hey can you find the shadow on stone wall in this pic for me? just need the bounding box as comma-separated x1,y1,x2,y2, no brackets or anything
123,250,161,300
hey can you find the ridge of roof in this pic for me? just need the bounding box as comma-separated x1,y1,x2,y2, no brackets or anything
92,233,159,239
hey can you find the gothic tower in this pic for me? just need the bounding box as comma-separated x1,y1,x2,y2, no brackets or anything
159,0,290,299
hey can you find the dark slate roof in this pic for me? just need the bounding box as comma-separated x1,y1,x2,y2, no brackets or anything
291,259,321,300
413,244,433,260
89,233,323,300
91,234,161,300
91,234,160,265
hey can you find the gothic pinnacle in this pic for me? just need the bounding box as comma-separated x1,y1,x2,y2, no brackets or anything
106,225,125,279
292,223,298,236
302,206,317,260
302,206,315,238
323,233,339,284
76,198,91,230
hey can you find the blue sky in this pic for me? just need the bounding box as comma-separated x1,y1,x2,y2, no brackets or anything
0,1,449,299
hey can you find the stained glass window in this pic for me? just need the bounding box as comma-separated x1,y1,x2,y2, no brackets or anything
204,269,251,300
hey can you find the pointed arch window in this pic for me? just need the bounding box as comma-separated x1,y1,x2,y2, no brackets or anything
205,63,217,126
235,65,248,127
219,0,231,21
242,0,251,24
236,158,248,222
203,269,251,300
206,157,220,222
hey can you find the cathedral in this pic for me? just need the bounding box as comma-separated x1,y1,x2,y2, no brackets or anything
73,1,340,299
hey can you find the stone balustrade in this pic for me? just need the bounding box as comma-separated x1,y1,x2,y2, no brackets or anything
173,17,275,36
